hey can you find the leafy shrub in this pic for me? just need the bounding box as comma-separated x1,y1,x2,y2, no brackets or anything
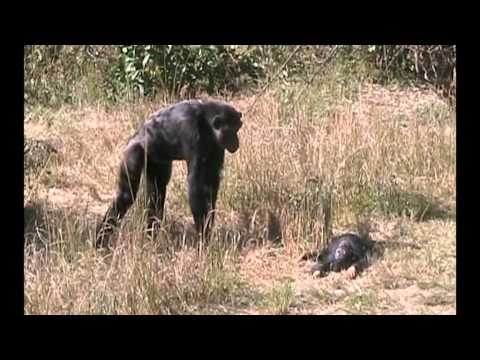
108,45,265,101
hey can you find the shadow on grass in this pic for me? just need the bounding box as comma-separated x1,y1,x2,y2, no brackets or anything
352,187,455,222
24,201,95,255
148,208,283,254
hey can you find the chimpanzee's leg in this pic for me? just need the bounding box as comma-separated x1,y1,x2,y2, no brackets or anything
96,143,144,247
187,160,220,239
207,172,220,235
145,160,172,235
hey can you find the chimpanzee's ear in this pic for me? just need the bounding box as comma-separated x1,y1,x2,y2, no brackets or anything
237,111,242,118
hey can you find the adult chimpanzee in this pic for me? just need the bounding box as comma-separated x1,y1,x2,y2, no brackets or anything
96,99,243,247
310,233,370,279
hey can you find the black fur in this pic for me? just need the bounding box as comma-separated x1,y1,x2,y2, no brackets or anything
96,99,242,247
310,233,371,277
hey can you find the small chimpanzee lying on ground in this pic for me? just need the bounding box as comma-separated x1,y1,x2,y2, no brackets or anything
96,99,243,248
303,233,372,280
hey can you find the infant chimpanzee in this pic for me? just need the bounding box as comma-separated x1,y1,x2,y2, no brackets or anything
309,233,371,279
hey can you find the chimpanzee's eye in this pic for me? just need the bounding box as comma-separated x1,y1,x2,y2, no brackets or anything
213,117,223,130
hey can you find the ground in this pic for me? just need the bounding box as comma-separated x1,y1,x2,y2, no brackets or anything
24,83,456,315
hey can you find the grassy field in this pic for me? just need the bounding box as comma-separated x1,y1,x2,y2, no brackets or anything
24,81,456,315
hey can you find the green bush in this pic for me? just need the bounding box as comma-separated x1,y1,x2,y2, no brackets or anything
24,45,456,109
107,45,265,101
24,45,116,109
337,45,456,100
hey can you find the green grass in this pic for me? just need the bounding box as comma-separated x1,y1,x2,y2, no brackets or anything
264,280,295,315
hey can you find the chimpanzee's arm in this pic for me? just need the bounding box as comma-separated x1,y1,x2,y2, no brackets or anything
311,261,331,277
353,256,369,273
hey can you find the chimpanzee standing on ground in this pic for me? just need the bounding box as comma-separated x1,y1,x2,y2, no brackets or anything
96,99,243,247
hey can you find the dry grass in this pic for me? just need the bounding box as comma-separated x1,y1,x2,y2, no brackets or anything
24,81,456,315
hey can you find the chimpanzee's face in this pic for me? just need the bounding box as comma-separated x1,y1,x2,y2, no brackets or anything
334,245,347,260
212,109,243,153
332,240,354,271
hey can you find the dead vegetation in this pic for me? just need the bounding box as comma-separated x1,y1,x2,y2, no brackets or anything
24,81,456,315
